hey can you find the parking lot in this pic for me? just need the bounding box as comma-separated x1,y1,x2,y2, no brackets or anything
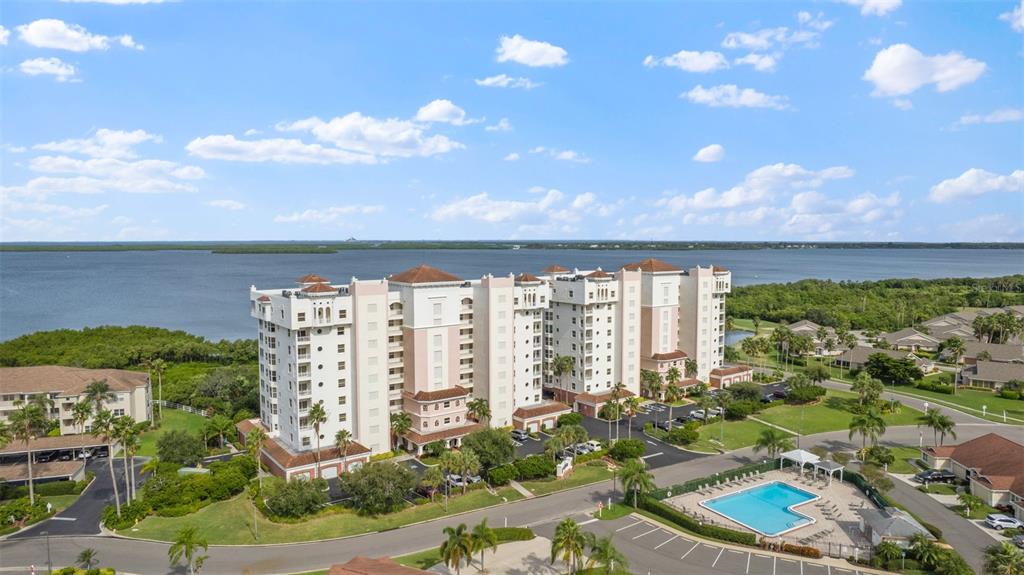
579,515,869,575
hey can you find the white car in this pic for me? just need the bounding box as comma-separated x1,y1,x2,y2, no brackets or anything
584,440,602,452
985,514,1024,530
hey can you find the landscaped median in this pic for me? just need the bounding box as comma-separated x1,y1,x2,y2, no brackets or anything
0,474,94,536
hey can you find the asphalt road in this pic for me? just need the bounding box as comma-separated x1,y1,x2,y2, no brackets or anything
3,421,1020,574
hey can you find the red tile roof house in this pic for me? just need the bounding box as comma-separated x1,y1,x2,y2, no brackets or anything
921,433,1024,520
572,389,635,419
511,400,572,433
709,365,753,389
236,419,371,481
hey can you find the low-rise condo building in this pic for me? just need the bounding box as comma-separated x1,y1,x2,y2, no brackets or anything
246,260,731,476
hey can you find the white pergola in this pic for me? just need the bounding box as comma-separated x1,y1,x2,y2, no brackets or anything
813,460,845,485
779,448,820,476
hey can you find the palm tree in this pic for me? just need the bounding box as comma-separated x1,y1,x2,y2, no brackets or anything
622,396,642,439
168,525,209,575
697,394,716,420
957,492,984,518
71,400,93,434
663,384,683,430
390,411,412,451
602,399,617,442
610,382,627,441
546,435,566,464
150,358,167,421
84,379,116,414
0,421,11,450
909,532,941,569
333,428,352,473
620,458,655,506
121,419,144,501
92,410,122,517
205,415,234,449
851,372,884,407
550,518,587,574
466,398,490,426
28,393,55,424
9,401,46,505
848,407,887,457
942,336,966,394
917,407,956,446
77,548,99,569
740,337,760,367
753,428,795,460
458,449,480,495
420,466,444,502
683,358,698,379
584,534,628,575
875,541,901,564
140,457,162,477
440,523,473,575
752,317,761,336
984,541,1024,575
666,366,682,389
471,518,498,571
307,401,328,478
640,369,663,400
551,355,575,400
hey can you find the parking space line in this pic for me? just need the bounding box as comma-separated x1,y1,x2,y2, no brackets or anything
615,519,642,532
746,552,751,574
712,547,725,568
801,560,804,575
632,526,661,540
773,556,777,575
640,452,664,460
681,542,700,559
654,535,677,549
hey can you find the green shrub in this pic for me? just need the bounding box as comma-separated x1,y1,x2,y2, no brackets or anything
514,455,555,480
999,389,1021,400
782,543,822,558
1,479,86,500
665,423,700,445
494,527,535,542
156,429,207,466
488,464,517,486
725,400,762,420
102,500,151,530
557,413,583,427
639,497,756,546
574,449,608,464
424,441,446,458
916,379,954,395
263,477,329,518
608,439,645,461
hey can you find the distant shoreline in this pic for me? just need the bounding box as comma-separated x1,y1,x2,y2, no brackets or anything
2,241,1022,254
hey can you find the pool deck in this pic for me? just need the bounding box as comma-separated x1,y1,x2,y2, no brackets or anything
665,468,874,551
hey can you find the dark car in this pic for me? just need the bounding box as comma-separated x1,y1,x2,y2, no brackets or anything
674,416,689,425
773,388,789,399
656,420,673,431
914,469,957,484
1012,534,1024,549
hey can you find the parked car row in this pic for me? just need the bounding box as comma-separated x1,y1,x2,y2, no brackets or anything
34,447,108,463
985,513,1024,531
445,473,482,489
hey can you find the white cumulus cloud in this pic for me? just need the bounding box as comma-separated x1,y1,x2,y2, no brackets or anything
207,199,245,211
17,19,142,51
486,118,513,132
1001,0,1024,32
496,34,568,67
683,84,790,110
415,99,479,126
503,152,520,161
20,58,78,82
863,44,986,97
431,189,564,223
274,205,384,224
693,144,725,163
842,0,902,16
954,108,1024,127
642,50,729,73
0,25,9,45
185,135,377,165
929,168,1024,203
474,74,540,89
528,146,590,163
734,53,779,72
35,129,161,159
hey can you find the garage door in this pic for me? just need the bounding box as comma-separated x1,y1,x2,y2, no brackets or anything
527,422,539,433
321,466,339,479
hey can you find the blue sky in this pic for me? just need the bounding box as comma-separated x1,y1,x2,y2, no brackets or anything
1,0,1022,242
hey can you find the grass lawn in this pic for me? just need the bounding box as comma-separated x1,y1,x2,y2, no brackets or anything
731,318,780,335
688,419,784,453
137,408,208,457
417,455,441,466
918,483,957,495
394,548,442,570
955,502,999,520
887,446,923,474
888,386,1024,424
754,390,923,436
593,502,633,521
520,464,613,496
43,494,80,512
123,486,523,544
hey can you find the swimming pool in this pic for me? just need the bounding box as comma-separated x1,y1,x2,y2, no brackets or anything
700,481,818,536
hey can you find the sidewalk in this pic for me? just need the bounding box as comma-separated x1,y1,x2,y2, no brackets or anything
508,479,535,499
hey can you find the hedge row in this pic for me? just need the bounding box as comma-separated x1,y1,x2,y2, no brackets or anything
54,568,116,575
638,496,757,546
0,475,94,501
781,543,822,558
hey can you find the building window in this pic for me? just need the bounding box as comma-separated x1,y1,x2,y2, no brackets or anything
297,313,306,321
112,408,125,417
338,379,346,388
338,396,347,405
444,417,451,424
338,413,347,422
337,344,346,353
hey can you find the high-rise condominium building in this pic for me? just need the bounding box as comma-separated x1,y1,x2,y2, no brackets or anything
244,260,730,480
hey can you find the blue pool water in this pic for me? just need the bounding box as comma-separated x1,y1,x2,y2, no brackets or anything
701,481,818,536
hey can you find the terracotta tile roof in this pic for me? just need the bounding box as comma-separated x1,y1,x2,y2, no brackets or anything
257,295,271,302
404,422,484,445
711,365,751,376
260,434,369,470
650,350,687,361
516,272,542,283
926,433,1024,495
677,378,703,387
0,460,86,482
513,401,572,419
301,282,339,294
0,434,107,455
586,269,613,279
327,556,428,575
297,273,331,284
543,265,569,273
621,258,680,273
0,366,148,396
404,385,470,402
389,264,462,284
713,266,729,273
575,389,635,405
925,445,956,458
235,418,264,436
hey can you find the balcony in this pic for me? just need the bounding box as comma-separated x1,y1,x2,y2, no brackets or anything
298,384,311,397
297,335,310,343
